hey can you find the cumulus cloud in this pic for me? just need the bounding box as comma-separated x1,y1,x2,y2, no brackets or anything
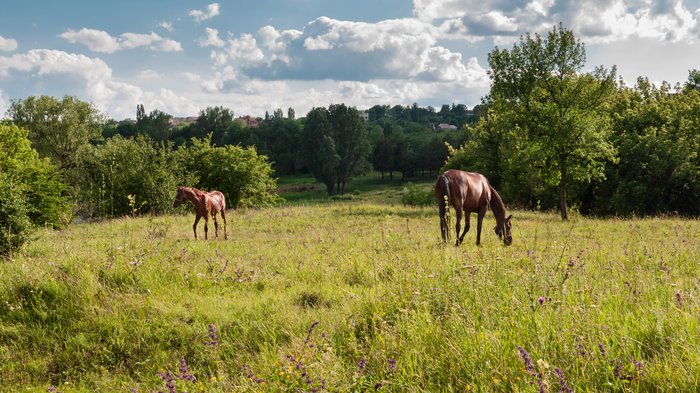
136,69,163,79
189,3,220,23
59,29,120,53
159,21,173,32
0,49,201,119
198,28,226,47
204,16,488,88
416,0,700,44
59,28,183,53
0,35,18,51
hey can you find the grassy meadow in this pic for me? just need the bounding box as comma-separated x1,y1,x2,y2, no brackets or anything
1,186,700,392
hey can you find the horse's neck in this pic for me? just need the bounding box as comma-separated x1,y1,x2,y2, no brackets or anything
489,188,507,225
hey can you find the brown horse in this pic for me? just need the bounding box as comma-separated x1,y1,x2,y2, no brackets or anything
435,170,512,246
173,186,228,240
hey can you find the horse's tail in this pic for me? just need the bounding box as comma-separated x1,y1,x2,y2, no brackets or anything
438,173,451,242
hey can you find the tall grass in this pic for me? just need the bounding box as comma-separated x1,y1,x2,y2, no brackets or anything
1,206,699,392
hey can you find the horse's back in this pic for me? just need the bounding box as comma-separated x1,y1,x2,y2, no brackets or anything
442,170,491,211
207,191,226,213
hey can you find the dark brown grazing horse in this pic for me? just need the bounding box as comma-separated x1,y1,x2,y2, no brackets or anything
173,186,228,240
435,170,512,246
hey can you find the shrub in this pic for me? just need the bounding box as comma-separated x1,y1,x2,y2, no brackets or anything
0,173,33,258
403,182,436,207
0,121,69,229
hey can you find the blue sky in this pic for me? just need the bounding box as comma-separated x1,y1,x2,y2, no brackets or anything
1,0,699,120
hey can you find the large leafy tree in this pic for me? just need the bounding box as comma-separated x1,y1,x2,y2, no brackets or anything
301,104,371,195
7,95,105,170
194,106,234,146
487,24,617,219
177,136,283,208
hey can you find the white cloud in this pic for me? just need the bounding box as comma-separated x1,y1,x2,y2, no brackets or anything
0,90,6,117
339,81,389,99
198,28,226,47
159,21,173,32
59,28,183,53
189,3,220,23
182,72,202,82
136,69,163,79
418,0,700,44
225,33,266,64
58,28,121,53
0,35,18,51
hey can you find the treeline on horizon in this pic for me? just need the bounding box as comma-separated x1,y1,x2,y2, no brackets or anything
102,101,481,181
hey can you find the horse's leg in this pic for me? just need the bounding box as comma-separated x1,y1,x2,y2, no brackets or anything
204,215,209,240
222,209,228,240
193,215,201,239
475,208,487,246
213,212,219,238
458,212,471,245
454,206,463,246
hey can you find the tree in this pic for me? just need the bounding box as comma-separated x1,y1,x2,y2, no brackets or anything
301,107,340,195
328,104,372,194
487,23,617,219
683,69,700,93
177,136,283,208
194,106,234,146
288,107,296,120
7,95,106,169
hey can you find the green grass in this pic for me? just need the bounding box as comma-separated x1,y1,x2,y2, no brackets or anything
2,201,700,392
274,171,437,205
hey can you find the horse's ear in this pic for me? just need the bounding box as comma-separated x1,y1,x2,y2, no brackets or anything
507,214,512,220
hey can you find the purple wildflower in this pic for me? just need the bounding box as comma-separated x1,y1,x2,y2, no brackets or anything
537,297,546,305
554,367,572,393
517,347,535,374
374,382,383,390
177,356,197,382
388,358,397,372
598,343,606,357
358,359,368,373
204,324,218,349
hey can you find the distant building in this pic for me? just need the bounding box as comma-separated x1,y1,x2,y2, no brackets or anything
171,117,198,127
239,115,259,128
361,112,369,121
439,123,458,130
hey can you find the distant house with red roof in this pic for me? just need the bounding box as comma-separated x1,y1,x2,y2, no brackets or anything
239,115,259,128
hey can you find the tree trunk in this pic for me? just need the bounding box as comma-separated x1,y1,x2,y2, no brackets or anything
559,159,568,220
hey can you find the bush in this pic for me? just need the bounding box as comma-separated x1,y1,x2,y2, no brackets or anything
0,173,33,258
176,136,284,208
81,135,195,217
402,182,436,207
0,121,69,229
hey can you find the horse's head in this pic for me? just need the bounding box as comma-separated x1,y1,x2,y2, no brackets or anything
494,214,513,246
173,187,186,208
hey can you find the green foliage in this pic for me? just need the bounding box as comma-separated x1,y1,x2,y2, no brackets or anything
487,24,617,219
0,173,33,258
7,95,106,169
82,135,193,217
177,136,283,208
301,104,371,195
0,121,70,228
402,182,436,207
591,79,700,216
